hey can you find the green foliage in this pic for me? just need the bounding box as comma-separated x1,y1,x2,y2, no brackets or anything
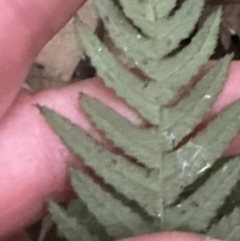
38,1,240,240
208,207,240,241
70,168,157,239
164,157,240,232
49,201,95,241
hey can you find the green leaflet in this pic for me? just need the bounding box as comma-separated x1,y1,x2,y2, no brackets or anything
208,207,240,241
164,157,240,232
144,9,221,82
80,94,160,168
94,0,204,61
38,1,240,240
74,17,159,125
92,0,220,104
37,106,160,216
163,98,240,205
119,0,177,23
49,201,95,241
162,54,232,145
70,168,157,239
66,199,111,241
152,9,221,103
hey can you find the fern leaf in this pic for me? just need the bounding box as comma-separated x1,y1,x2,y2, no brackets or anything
152,9,221,103
163,54,232,144
66,199,111,241
41,1,240,240
119,0,177,23
74,17,159,125
208,207,240,241
143,8,221,79
38,105,160,216
92,0,220,104
164,99,240,205
80,94,160,168
70,168,156,239
94,0,204,61
48,201,95,241
119,0,204,47
164,157,240,232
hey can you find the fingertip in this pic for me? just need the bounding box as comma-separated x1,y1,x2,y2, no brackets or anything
211,61,240,114
120,232,220,241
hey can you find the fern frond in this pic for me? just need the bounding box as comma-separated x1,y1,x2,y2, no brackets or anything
152,9,222,103
164,98,240,205
70,168,156,239
208,207,240,241
163,54,232,144
79,1,221,105
74,17,159,125
119,0,177,23
164,157,240,232
37,106,160,216
49,201,95,241
80,94,160,168
94,0,204,61
66,199,111,241
38,1,240,240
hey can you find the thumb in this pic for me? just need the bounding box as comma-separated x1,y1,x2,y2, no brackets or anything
120,232,220,241
0,0,86,119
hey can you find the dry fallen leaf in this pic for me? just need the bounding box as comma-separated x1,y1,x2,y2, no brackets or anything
26,0,98,92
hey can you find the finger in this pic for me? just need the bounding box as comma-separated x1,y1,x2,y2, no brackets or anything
120,232,220,241
211,61,240,114
0,0,86,119
0,78,141,239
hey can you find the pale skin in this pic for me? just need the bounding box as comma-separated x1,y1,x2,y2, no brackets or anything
1,0,240,240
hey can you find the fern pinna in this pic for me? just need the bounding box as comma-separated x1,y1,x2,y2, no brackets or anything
38,1,240,240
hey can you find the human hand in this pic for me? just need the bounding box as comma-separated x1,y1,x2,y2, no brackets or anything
1,0,240,240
